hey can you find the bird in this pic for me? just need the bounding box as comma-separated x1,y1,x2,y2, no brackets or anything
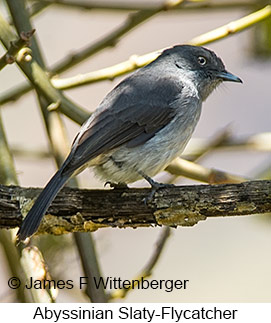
17,45,242,241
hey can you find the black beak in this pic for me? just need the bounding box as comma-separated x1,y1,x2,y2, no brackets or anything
217,70,242,83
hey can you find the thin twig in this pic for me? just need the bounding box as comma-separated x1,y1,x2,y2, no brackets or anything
0,113,18,185
10,146,51,159
0,29,35,70
6,0,45,66
166,157,247,184
189,125,233,162
7,1,50,25
27,0,50,17
2,3,269,107
38,104,107,303
0,0,185,103
9,132,271,160
183,132,271,158
28,0,262,12
109,226,171,299
73,233,108,302
6,0,69,166
0,82,31,105
51,50,160,90
189,5,271,45
0,230,28,302
4,0,61,303
6,0,106,303
5,0,109,304
50,0,185,74
0,11,89,124
0,110,27,302
52,5,271,90
166,126,234,184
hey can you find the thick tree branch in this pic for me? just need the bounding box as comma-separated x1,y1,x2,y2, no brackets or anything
1,180,270,235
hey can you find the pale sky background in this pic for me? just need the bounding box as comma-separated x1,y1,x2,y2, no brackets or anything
0,1,271,302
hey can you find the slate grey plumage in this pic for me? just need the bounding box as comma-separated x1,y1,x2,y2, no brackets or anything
17,45,242,241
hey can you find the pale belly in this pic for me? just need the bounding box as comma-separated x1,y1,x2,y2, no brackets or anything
92,106,201,184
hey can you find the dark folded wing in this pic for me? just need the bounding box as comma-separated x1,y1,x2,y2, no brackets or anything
61,74,182,175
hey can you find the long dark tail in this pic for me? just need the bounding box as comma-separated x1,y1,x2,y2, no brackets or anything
17,171,69,241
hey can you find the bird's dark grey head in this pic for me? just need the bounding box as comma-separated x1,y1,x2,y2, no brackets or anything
155,45,242,101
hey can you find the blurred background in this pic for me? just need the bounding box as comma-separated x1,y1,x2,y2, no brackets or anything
0,0,271,302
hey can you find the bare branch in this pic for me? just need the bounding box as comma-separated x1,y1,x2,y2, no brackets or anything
2,2,269,107
166,157,248,184
109,226,171,300
0,29,35,71
9,132,271,160
0,12,89,124
27,1,50,17
1,180,270,234
0,0,185,105
52,5,271,90
29,0,262,12
188,125,233,162
190,5,271,45
73,233,108,302
50,0,185,74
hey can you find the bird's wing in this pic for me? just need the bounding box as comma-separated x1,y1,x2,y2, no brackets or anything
61,74,182,175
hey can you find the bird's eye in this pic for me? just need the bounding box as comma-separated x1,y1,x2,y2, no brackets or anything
198,56,207,66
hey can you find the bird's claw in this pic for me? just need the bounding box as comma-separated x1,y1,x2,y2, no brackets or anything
143,182,175,204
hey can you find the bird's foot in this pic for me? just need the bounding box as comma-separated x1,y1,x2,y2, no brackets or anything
144,181,175,204
104,181,128,189
138,171,175,204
